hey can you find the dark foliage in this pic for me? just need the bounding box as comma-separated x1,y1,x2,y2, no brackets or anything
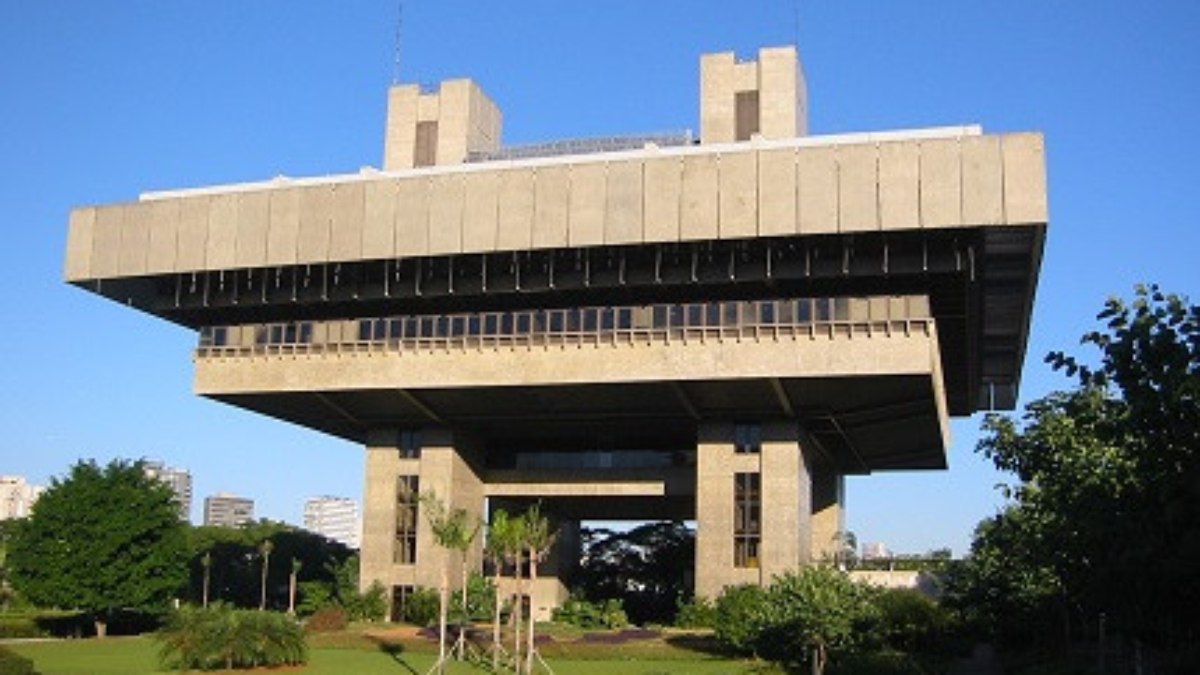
957,286,1199,664
572,521,694,625
185,521,352,612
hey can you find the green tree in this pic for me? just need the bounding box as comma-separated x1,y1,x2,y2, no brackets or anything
970,286,1199,653
258,540,274,611
421,492,475,673
7,459,188,637
574,521,694,624
485,509,517,672
713,569,879,674
522,504,555,675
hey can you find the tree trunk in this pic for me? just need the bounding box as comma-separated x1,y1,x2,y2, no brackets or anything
260,552,270,611
525,553,538,675
512,558,523,672
94,618,107,639
288,570,297,615
438,563,449,674
491,565,503,673
456,552,468,660
202,566,210,608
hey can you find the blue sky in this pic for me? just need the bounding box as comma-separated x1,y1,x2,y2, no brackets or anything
1,2,1196,556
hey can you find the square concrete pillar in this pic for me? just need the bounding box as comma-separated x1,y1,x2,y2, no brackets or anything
759,421,811,582
810,461,845,563
360,428,485,612
696,421,814,600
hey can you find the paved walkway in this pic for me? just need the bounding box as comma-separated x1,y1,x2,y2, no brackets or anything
948,643,1004,675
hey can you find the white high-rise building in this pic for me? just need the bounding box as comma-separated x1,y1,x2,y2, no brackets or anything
204,492,255,528
143,460,193,522
304,496,360,549
0,476,43,520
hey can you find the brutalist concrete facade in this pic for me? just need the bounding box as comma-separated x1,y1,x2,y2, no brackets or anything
64,46,1046,619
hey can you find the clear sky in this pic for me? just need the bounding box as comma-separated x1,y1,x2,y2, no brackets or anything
1,2,1196,556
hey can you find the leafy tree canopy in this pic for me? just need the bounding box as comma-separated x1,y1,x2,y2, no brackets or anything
960,285,1199,650
7,459,188,635
573,521,694,625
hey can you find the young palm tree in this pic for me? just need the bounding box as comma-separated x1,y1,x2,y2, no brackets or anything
258,540,274,611
522,505,556,675
453,517,481,661
507,515,528,672
421,493,472,675
287,558,302,615
485,510,519,672
201,551,212,608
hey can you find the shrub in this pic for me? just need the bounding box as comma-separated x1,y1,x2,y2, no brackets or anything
304,606,348,633
402,587,440,626
754,568,880,667
873,589,948,654
0,616,43,639
714,584,768,654
674,597,716,628
157,604,307,671
0,646,38,675
552,597,628,629
452,572,496,622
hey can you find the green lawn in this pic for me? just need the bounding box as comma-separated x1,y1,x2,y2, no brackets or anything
5,634,755,674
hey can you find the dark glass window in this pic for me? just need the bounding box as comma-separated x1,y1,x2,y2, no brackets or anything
734,472,761,568
394,475,420,564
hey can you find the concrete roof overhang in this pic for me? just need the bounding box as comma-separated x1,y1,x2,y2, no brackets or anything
66,127,1047,447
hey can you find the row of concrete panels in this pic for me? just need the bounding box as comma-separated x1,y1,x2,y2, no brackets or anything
65,133,1046,281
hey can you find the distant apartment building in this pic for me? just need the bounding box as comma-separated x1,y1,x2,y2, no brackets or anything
143,460,193,521
203,492,254,528
303,496,361,549
0,476,43,520
862,541,892,560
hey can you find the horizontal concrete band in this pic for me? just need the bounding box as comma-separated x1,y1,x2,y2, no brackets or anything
65,131,1046,282
194,321,941,394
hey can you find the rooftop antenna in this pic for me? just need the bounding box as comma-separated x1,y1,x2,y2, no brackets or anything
391,0,404,85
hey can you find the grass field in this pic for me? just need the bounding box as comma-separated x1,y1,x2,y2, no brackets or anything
5,630,758,674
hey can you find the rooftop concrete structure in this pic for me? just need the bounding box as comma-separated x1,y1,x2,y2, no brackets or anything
64,45,1046,612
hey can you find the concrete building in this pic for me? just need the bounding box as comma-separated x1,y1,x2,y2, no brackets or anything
203,493,254,528
143,460,193,521
62,46,1046,619
0,476,43,520
304,496,361,549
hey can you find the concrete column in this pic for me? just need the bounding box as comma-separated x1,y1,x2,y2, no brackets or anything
359,428,484,613
694,422,760,600
810,462,845,563
695,421,814,599
415,429,485,589
360,429,419,594
759,421,811,582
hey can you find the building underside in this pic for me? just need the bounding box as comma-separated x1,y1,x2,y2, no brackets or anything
64,45,1045,618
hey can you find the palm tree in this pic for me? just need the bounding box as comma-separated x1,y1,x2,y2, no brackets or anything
258,539,274,611
522,505,556,675
200,551,212,608
453,517,481,661
485,510,519,672
421,493,472,674
507,515,527,672
830,530,857,571
288,558,302,615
